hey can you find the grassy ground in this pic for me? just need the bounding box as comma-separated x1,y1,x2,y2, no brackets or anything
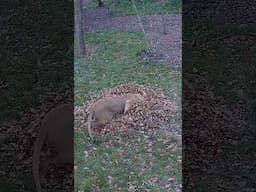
74,31,181,191
85,0,181,15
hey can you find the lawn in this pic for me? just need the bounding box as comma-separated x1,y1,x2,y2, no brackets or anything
84,0,181,15
74,31,182,191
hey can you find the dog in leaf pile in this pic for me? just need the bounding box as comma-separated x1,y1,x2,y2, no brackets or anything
87,93,144,140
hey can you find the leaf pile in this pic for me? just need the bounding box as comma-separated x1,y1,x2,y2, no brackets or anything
75,83,176,136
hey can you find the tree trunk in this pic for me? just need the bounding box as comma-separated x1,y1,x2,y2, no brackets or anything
75,0,86,55
98,0,104,7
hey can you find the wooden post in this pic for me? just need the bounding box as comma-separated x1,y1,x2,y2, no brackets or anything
75,0,86,55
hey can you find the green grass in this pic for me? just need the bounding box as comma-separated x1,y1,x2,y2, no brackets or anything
85,0,181,15
74,31,181,191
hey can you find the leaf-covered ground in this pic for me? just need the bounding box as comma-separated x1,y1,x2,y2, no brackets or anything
183,18,256,191
75,131,181,192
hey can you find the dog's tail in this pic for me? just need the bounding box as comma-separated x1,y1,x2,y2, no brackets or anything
32,117,48,192
87,108,94,140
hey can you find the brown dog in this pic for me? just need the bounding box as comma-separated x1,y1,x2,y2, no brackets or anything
32,104,73,192
87,93,144,140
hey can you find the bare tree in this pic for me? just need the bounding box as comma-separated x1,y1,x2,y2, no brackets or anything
75,0,86,55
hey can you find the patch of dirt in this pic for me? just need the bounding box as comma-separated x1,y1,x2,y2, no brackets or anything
84,7,181,66
75,83,177,137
